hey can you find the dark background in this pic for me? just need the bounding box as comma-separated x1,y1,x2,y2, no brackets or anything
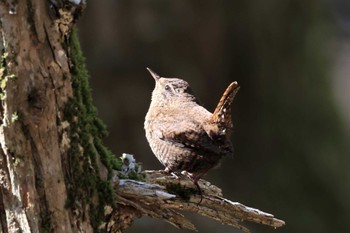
77,1,350,232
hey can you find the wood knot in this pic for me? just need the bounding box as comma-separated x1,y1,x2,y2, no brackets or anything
27,88,45,111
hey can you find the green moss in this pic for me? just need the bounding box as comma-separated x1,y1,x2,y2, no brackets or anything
64,28,144,232
165,183,197,201
13,157,20,167
63,28,118,232
0,52,8,100
0,52,16,101
11,112,18,123
126,166,145,181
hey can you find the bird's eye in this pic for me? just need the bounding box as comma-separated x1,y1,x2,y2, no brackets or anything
164,85,171,91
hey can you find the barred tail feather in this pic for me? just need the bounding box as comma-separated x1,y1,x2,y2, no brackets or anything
211,82,240,130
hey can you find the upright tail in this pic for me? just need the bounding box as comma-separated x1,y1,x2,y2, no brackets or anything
211,82,240,134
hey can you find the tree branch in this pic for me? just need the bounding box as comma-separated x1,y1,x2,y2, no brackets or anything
114,170,285,232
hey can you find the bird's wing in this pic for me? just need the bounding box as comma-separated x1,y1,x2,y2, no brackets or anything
157,120,222,154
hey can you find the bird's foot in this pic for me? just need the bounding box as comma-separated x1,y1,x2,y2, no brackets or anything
181,171,203,204
164,167,180,179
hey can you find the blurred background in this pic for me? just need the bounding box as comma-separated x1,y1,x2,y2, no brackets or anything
77,1,350,233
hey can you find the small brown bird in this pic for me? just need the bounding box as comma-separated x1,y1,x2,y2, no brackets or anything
144,68,239,200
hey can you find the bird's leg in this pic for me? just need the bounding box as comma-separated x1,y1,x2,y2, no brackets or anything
181,171,203,204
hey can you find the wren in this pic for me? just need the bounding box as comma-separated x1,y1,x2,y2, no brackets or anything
144,68,239,201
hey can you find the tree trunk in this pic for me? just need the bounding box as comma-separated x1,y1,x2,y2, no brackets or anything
0,1,116,232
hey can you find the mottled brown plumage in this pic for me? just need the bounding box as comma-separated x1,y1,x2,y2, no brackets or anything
144,68,239,199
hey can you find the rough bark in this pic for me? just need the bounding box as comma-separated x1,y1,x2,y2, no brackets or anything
0,1,84,232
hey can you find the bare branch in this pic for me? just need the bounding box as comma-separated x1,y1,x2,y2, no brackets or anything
114,170,285,232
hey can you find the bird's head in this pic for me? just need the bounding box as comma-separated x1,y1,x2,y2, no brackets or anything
146,68,198,107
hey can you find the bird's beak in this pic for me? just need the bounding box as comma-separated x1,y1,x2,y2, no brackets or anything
146,67,160,81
